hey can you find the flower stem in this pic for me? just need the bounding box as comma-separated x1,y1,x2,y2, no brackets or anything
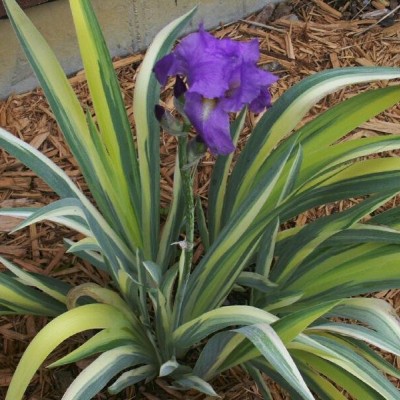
173,135,195,328
179,136,195,264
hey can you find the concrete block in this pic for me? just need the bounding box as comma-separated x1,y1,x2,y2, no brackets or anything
0,0,281,99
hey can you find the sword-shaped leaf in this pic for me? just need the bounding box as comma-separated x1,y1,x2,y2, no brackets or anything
235,324,314,400
62,345,148,400
134,7,196,259
5,303,130,400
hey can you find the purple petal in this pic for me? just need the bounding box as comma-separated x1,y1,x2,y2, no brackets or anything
220,38,260,64
153,53,177,85
153,25,279,154
175,29,231,97
249,87,273,113
184,92,235,155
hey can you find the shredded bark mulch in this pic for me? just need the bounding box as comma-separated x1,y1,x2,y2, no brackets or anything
0,1,399,398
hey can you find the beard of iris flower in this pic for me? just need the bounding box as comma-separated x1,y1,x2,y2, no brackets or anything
154,25,278,155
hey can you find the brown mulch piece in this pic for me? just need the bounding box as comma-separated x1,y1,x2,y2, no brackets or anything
1,0,400,398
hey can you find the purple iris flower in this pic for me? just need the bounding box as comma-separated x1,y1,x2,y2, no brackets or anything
154,25,277,155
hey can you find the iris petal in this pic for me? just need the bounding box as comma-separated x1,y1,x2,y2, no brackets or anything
153,25,278,155
153,53,176,86
184,93,235,155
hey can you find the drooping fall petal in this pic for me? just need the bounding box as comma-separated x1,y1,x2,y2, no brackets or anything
154,25,277,155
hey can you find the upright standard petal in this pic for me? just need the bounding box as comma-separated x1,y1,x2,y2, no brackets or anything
153,25,278,155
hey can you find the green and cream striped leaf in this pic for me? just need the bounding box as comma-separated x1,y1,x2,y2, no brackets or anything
0,127,126,264
248,85,400,224
66,237,100,253
151,288,173,357
330,298,400,347
194,331,246,380
369,206,400,228
289,85,400,186
309,334,400,399
70,0,142,249
108,365,156,395
72,199,138,282
237,271,277,293
0,127,82,198
257,156,400,238
298,361,348,400
195,196,210,252
299,136,400,191
296,156,400,199
251,218,280,304
157,154,184,270
0,256,69,303
298,85,400,152
0,207,92,237
235,324,314,400
48,328,139,368
172,374,218,396
334,337,400,380
226,67,400,217
0,305,17,316
64,238,107,271
308,323,400,355
243,362,274,400
69,0,140,187
251,358,316,399
62,345,148,400
262,291,304,312
272,300,341,344
0,273,66,316
284,243,400,302
65,283,147,341
3,197,137,283
173,305,277,349
291,335,393,398
5,303,130,400
142,261,163,287
134,7,196,259
202,300,341,377
181,140,295,321
293,351,383,400
208,109,246,242
11,198,85,232
277,144,304,206
255,217,280,278
2,0,118,223
159,357,180,377
322,224,400,246
271,191,399,284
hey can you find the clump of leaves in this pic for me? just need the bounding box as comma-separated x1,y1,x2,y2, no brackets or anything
0,0,400,399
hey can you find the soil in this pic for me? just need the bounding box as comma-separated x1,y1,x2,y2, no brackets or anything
0,0,399,398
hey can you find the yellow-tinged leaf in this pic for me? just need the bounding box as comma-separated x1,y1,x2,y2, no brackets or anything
6,304,128,400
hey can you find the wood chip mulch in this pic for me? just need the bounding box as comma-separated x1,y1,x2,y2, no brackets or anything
0,1,400,398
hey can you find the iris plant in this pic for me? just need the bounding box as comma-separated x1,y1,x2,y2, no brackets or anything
154,25,277,155
2,1,400,399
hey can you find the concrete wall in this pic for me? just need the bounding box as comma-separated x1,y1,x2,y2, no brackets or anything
0,0,281,99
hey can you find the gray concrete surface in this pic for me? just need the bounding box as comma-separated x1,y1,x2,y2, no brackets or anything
0,0,281,99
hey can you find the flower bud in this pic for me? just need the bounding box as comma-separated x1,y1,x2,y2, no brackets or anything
154,104,166,122
154,105,186,136
174,75,187,99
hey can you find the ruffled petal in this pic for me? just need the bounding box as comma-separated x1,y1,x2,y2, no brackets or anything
184,93,234,155
249,86,273,113
153,25,278,155
153,53,177,86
